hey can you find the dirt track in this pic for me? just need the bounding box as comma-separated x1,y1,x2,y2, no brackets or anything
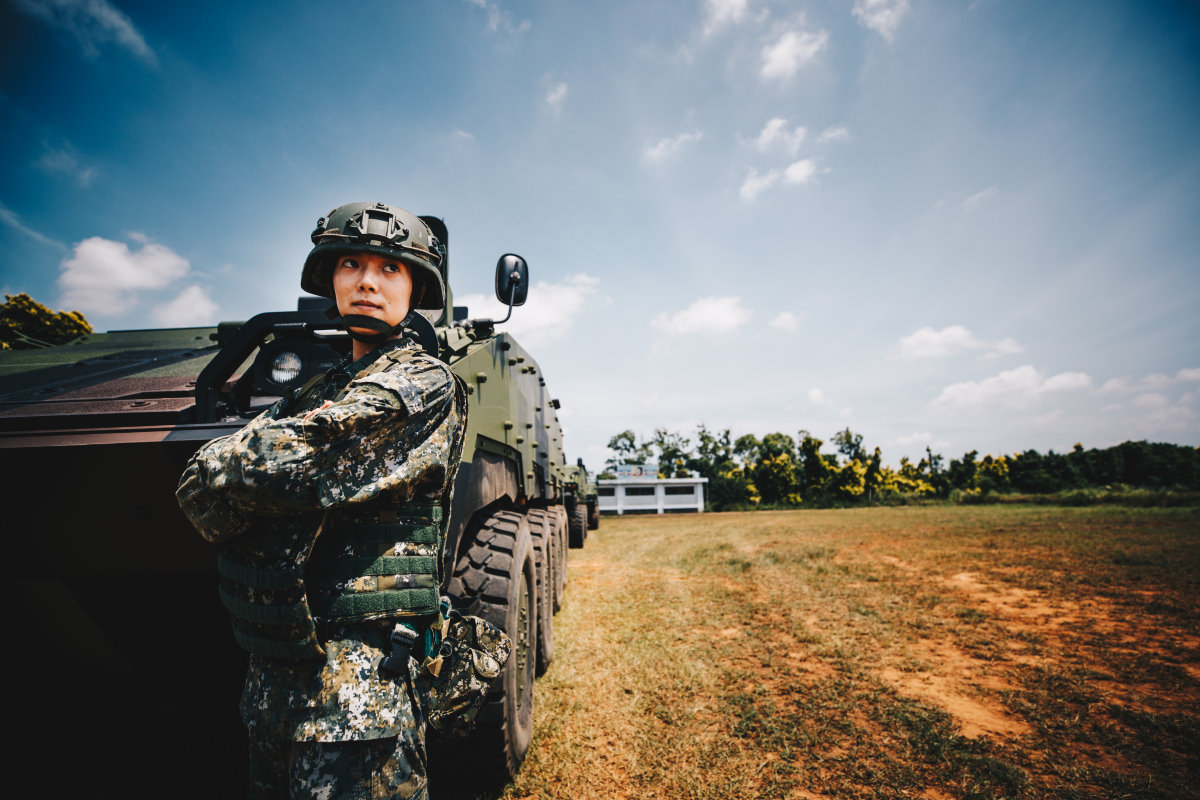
497,506,1200,800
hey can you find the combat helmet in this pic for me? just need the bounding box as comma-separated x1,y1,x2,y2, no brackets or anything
302,202,445,310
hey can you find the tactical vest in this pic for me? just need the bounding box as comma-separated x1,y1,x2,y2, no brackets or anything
217,505,444,660
215,344,447,660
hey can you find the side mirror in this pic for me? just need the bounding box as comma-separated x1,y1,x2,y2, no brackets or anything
495,254,529,307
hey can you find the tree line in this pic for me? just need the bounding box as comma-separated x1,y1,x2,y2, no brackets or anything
602,426,1200,509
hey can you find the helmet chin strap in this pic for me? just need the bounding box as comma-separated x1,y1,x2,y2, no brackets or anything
336,312,415,345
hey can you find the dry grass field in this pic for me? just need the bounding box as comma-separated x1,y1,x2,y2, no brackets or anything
492,506,1200,800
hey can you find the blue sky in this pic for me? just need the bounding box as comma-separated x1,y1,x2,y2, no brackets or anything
2,0,1198,471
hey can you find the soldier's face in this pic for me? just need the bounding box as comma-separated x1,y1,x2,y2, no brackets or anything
332,252,413,333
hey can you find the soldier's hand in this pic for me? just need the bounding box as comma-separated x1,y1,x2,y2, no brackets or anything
304,400,334,420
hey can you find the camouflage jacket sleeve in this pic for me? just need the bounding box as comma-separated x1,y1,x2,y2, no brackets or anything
177,348,461,543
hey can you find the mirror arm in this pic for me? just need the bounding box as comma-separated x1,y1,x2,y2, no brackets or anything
494,275,518,324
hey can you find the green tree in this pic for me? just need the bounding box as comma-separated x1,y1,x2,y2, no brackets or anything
754,452,801,506
733,433,761,468
832,458,867,500
605,429,650,471
833,428,865,463
0,293,91,350
796,432,834,501
651,428,691,478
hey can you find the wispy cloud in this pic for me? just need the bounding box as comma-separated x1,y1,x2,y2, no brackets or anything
151,285,218,327
769,311,801,332
784,159,816,185
931,365,1092,410
643,130,704,163
817,125,850,143
456,274,598,348
653,296,751,336
739,159,817,202
13,0,157,66
463,0,530,35
760,22,829,80
0,203,67,252
740,168,781,202
852,0,910,42
545,81,568,116
702,0,751,36
57,234,190,315
36,141,97,187
754,118,806,156
963,186,999,211
896,325,1022,359
808,387,833,407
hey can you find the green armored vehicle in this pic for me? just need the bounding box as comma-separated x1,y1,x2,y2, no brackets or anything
0,216,579,795
561,459,601,547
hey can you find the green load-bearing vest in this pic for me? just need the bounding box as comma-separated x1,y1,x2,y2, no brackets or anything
217,504,444,660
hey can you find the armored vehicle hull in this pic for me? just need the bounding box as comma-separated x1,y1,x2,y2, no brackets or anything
0,221,592,795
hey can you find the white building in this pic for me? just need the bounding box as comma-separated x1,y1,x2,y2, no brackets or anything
597,476,708,515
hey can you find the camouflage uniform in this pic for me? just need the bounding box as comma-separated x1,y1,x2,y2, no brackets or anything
178,338,467,800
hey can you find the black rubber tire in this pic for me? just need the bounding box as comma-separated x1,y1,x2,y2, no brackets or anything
527,509,554,675
551,505,567,612
445,508,536,783
587,500,600,530
568,500,587,549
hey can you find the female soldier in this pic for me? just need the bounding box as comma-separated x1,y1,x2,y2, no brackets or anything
178,202,486,799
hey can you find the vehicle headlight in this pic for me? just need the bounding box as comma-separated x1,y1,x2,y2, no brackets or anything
269,351,303,385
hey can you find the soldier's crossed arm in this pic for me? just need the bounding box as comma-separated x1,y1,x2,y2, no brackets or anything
177,356,457,533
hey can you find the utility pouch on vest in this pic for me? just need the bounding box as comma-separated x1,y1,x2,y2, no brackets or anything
217,516,326,660
419,609,512,738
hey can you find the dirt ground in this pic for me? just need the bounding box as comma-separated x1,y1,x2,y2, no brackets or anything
492,506,1200,800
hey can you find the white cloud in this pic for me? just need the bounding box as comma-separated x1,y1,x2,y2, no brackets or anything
653,296,751,336
1133,393,1170,410
768,311,801,332
451,129,475,144
931,365,1092,410
545,82,568,115
852,0,910,42
151,285,218,327
963,186,999,211
13,0,157,65
702,0,750,36
739,162,815,202
896,325,982,358
0,203,66,252
808,388,833,407
783,159,817,184
456,274,598,349
739,168,781,202
897,325,1021,359
57,234,189,315
1100,369,1200,395
643,130,704,163
754,118,806,156
760,25,829,80
464,0,530,34
37,142,96,187
992,337,1023,356
817,126,850,143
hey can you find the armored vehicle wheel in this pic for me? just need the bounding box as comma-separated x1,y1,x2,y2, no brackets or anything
587,501,600,530
551,504,567,612
446,508,537,782
527,509,555,675
568,500,587,549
